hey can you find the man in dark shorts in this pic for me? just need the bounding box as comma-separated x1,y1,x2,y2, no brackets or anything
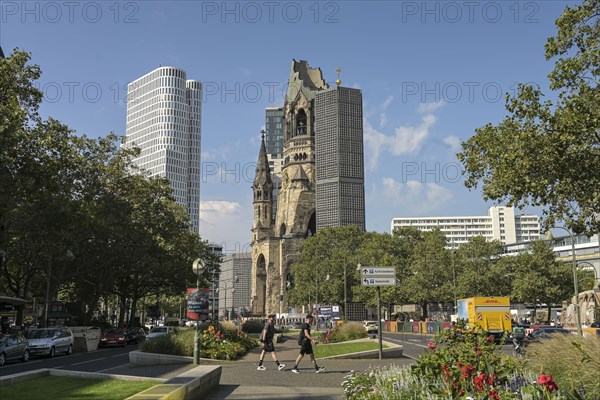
291,314,324,374
257,314,285,370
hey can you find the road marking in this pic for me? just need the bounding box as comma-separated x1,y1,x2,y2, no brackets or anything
71,357,108,366
111,353,129,358
96,363,131,373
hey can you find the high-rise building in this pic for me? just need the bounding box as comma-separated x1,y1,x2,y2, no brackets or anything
219,253,251,320
391,206,541,249
264,107,284,220
315,86,365,230
123,67,202,233
265,107,284,157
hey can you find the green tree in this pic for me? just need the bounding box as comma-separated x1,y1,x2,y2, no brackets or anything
288,226,365,311
454,237,509,298
510,241,572,322
458,0,600,235
399,229,453,319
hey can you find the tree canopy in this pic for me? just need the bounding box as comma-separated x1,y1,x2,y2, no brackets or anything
458,0,600,235
0,49,212,326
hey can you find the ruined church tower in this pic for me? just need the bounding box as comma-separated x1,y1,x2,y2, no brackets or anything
251,60,329,315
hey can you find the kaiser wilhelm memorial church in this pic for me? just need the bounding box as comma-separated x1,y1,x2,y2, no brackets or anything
251,60,365,315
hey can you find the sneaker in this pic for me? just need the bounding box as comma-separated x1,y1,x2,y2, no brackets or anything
257,365,266,371
291,368,300,374
315,367,325,374
278,363,286,371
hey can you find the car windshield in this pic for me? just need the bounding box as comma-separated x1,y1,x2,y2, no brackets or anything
27,329,57,339
104,330,120,335
151,327,166,333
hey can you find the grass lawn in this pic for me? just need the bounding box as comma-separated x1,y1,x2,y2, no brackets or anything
0,376,159,400
313,341,388,358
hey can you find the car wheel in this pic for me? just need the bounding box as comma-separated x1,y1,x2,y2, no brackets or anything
22,350,29,362
0,352,6,366
48,346,55,358
65,344,73,355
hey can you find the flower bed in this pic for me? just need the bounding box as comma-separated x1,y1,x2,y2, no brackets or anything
342,322,588,399
141,322,258,360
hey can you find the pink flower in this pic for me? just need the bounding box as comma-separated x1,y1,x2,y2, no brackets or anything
427,341,437,350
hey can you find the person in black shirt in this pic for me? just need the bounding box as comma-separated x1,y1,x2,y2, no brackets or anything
291,314,324,374
257,314,285,370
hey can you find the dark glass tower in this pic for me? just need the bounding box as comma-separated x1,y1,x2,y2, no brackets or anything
315,86,365,230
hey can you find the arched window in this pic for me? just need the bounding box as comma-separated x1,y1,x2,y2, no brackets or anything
307,212,316,236
296,109,307,136
279,223,286,237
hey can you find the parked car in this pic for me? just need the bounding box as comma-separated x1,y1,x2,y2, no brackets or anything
26,326,74,358
364,321,379,334
124,327,146,345
146,326,175,339
99,329,127,347
0,333,29,366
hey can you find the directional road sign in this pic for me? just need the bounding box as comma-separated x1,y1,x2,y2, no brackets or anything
360,267,395,276
361,277,396,286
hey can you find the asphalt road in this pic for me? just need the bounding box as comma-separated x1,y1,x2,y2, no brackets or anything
0,344,134,377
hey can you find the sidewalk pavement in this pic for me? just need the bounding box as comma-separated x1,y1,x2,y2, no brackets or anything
105,333,415,399
204,334,415,400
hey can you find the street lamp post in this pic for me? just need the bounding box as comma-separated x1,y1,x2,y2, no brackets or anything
551,227,582,336
231,288,236,320
192,258,205,365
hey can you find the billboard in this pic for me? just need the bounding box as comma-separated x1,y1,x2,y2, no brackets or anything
187,288,210,321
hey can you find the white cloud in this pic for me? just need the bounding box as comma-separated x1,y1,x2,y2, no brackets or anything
417,101,445,114
200,200,253,252
364,113,437,171
201,200,241,215
379,95,394,127
443,135,462,153
380,177,453,215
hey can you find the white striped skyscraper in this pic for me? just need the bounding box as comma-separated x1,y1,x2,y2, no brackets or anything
124,67,202,234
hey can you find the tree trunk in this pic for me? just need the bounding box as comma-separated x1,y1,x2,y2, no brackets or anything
421,302,428,320
129,296,139,327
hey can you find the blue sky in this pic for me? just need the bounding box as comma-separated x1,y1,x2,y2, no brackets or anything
1,1,571,251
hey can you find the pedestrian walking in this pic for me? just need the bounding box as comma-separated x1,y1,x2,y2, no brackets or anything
257,314,285,371
291,314,324,374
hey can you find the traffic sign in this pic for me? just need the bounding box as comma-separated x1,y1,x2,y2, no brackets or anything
361,277,396,286
360,267,395,276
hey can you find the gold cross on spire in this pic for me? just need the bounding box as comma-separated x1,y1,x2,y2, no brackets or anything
336,66,342,86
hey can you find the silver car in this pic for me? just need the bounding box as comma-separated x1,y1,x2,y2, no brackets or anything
26,327,74,358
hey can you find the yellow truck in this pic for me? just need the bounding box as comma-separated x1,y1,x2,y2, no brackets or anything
457,297,512,337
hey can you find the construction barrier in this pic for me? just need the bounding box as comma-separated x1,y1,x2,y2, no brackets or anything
390,321,398,332
384,321,391,332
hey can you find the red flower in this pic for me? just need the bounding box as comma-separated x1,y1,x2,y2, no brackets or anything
488,389,500,400
538,373,559,392
427,341,437,350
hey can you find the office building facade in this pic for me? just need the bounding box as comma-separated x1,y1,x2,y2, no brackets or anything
124,67,202,233
315,86,365,230
219,253,251,320
391,206,540,249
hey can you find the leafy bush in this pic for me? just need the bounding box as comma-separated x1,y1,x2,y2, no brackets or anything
524,333,599,398
242,319,264,334
342,364,439,399
141,325,258,360
323,321,367,343
342,322,587,399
